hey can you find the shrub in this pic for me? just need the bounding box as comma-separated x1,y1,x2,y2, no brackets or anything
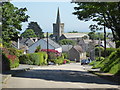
48,52,57,60
65,59,70,63
54,58,64,65
100,48,120,75
10,57,19,68
19,54,33,65
89,60,96,66
35,45,41,53
62,53,69,59
95,57,105,61
2,48,20,69
2,53,10,72
105,48,116,57
19,52,48,65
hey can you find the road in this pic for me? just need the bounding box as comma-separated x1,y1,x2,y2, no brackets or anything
2,63,119,89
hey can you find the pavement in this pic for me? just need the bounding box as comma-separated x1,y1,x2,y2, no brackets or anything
2,63,119,89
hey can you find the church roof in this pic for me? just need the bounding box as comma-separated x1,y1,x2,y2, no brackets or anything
62,33,88,39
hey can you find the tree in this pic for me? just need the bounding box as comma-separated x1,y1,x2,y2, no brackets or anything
88,32,104,40
68,30,78,33
27,22,44,38
21,29,37,38
58,39,76,45
73,2,120,48
2,2,29,42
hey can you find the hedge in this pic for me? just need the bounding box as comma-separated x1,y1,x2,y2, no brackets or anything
19,52,48,65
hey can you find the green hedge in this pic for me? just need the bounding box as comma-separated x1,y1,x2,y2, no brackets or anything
19,52,48,65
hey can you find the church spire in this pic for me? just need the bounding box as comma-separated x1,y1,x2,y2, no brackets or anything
56,7,61,24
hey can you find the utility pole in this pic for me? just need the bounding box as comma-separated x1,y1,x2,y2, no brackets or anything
46,32,49,64
47,32,49,54
98,32,101,60
104,23,106,58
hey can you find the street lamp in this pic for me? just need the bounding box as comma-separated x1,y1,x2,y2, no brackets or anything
18,34,20,49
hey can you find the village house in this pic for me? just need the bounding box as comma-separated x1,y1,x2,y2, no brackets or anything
28,38,62,53
61,45,73,52
12,41,28,54
68,45,86,62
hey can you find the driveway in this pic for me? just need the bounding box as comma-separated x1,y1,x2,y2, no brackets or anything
2,63,119,88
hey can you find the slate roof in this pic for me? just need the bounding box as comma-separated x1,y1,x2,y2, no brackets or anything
62,33,88,39
73,45,83,52
62,45,73,52
29,38,61,48
12,41,28,50
20,38,35,47
42,38,61,48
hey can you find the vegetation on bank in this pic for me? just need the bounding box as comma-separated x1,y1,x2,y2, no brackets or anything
89,48,120,75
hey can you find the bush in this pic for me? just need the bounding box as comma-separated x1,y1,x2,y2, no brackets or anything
105,48,116,57
7,48,23,57
62,53,69,59
65,59,70,63
95,57,105,61
54,58,64,65
10,57,19,68
48,52,57,60
100,48,120,75
2,48,20,69
2,53,10,72
89,60,96,66
19,54,33,65
19,52,48,65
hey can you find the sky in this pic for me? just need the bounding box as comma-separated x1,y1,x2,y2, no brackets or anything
11,1,109,33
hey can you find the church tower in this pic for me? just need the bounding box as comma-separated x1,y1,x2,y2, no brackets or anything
53,8,64,41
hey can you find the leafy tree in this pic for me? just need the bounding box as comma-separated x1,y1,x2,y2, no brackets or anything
88,32,104,40
73,2,120,48
2,2,29,42
59,39,76,45
21,29,37,38
27,22,44,38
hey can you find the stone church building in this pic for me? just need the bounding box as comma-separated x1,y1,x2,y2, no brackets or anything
53,8,89,43
53,8,64,41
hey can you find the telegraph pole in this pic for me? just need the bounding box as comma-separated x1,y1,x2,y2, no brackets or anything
104,23,106,58
46,32,49,64
47,32,49,54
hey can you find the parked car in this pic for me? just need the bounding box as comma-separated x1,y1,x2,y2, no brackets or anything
48,61,55,65
81,59,91,65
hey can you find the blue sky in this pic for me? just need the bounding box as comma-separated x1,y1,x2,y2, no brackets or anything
11,1,107,33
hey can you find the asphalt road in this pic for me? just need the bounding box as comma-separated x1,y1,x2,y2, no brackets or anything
2,63,119,89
